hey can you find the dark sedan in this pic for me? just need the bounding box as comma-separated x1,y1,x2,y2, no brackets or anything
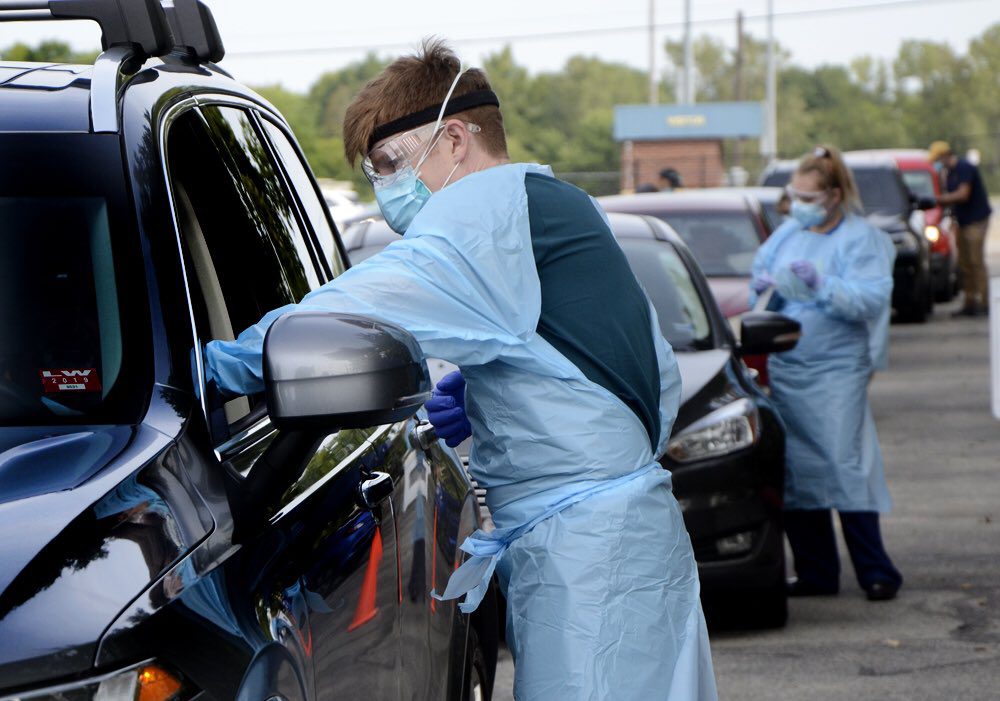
599,190,777,386
343,214,801,628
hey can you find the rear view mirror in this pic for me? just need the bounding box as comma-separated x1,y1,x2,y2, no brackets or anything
738,312,801,356
916,196,937,211
262,312,430,431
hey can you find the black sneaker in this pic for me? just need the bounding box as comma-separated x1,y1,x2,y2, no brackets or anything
951,305,982,318
865,581,899,601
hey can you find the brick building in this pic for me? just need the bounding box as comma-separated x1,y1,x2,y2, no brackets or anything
614,102,764,192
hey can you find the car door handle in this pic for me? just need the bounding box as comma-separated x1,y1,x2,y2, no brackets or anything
358,471,394,510
410,421,437,452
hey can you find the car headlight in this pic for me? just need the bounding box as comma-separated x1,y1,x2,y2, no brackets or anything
6,662,186,701
667,398,759,463
924,225,940,243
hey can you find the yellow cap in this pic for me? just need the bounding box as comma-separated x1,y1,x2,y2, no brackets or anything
927,141,952,162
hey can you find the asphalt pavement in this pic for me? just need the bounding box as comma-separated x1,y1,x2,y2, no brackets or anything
490,217,1000,700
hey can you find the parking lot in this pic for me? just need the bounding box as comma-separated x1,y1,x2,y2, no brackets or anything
492,220,1000,700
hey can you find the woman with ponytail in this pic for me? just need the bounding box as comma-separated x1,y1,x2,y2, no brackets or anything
749,145,903,602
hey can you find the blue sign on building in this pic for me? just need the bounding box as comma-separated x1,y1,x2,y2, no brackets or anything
613,102,765,141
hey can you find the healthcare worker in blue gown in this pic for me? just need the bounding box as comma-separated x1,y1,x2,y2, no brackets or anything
750,145,903,602
203,41,717,700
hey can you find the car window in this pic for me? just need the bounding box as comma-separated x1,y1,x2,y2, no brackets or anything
259,118,348,278
617,238,713,352
852,168,910,215
0,134,149,426
166,106,322,439
765,166,911,216
901,170,936,199
657,212,761,277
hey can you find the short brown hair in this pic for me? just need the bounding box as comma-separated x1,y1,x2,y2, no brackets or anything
797,144,862,214
343,39,508,166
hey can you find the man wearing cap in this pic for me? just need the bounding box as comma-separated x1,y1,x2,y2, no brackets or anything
929,141,993,317
204,40,717,700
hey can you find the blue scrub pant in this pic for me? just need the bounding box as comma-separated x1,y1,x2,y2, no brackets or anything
784,509,902,592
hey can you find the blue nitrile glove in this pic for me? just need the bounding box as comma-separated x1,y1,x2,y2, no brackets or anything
750,272,777,294
425,371,472,448
790,260,820,290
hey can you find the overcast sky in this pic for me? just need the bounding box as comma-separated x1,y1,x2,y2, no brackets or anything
2,0,998,93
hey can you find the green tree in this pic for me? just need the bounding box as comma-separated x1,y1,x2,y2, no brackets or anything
0,39,98,64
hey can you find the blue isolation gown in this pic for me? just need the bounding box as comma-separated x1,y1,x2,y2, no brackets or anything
204,163,717,700
750,214,895,513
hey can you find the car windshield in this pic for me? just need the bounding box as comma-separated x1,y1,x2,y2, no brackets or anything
902,170,936,199
0,135,148,427
763,166,911,216
617,238,713,352
654,211,760,277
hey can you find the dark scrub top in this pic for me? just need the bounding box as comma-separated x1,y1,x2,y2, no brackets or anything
524,172,662,449
946,158,992,226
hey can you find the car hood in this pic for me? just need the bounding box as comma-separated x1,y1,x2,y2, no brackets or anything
674,349,731,407
705,277,751,318
866,212,908,234
0,423,209,691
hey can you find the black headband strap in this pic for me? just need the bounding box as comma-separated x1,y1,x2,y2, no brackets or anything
368,89,500,151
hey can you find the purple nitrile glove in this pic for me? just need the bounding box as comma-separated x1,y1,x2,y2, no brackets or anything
750,272,777,294
790,260,820,290
425,370,472,448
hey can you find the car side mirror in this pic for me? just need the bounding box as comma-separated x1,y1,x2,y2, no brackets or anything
262,311,430,431
738,312,802,356
916,196,937,211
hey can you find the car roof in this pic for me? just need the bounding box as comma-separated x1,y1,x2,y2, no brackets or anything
599,190,753,213
0,0,236,134
764,153,898,174
703,186,785,203
846,148,933,171
0,62,96,132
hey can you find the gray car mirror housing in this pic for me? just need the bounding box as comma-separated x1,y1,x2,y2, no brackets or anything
738,311,802,356
263,311,431,431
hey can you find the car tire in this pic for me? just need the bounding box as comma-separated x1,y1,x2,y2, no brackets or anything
745,578,789,629
897,277,930,323
463,627,492,701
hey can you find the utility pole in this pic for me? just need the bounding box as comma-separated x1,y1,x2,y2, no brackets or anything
683,0,694,104
765,0,777,160
734,10,745,168
648,0,656,104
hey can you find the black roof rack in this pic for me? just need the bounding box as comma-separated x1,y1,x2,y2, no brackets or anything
0,0,173,58
162,0,224,64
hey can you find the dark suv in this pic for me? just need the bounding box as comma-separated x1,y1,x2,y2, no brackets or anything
761,154,935,323
0,1,496,699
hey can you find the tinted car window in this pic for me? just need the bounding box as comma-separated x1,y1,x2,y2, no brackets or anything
0,134,148,426
902,170,936,199
853,167,910,215
167,107,321,435
764,166,911,216
259,118,347,278
657,212,760,277
618,238,712,351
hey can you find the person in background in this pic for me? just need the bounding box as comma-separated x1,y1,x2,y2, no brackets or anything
658,167,683,192
750,145,903,602
928,141,992,317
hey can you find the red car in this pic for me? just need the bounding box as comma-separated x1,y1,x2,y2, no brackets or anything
848,149,959,302
599,190,776,384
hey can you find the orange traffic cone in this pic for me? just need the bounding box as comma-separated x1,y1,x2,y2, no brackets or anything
348,526,383,632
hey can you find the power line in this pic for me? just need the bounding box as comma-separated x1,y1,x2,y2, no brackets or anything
227,0,990,59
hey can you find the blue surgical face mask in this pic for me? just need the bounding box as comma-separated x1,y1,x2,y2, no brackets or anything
790,200,828,229
933,161,944,174
374,165,434,233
